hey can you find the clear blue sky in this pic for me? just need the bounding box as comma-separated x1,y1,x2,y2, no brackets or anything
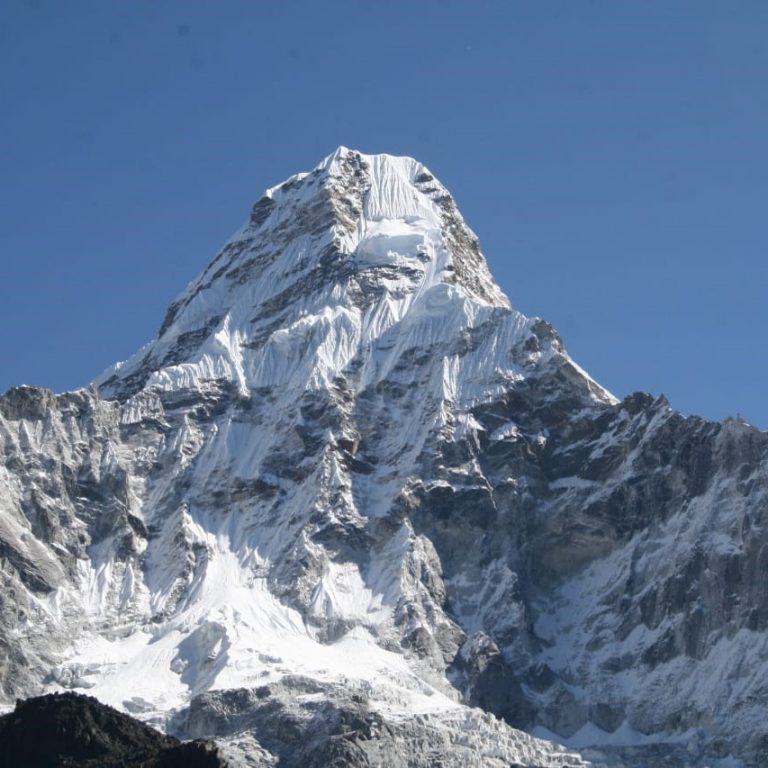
2,1,766,428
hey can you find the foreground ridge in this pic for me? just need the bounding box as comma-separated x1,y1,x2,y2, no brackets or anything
0,692,226,767
0,149,766,767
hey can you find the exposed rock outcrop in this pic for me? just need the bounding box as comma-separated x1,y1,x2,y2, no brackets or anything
0,692,227,767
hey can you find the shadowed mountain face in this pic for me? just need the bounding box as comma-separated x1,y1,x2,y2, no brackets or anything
0,692,226,767
0,149,766,767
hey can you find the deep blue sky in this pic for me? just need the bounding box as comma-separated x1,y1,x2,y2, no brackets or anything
2,1,766,428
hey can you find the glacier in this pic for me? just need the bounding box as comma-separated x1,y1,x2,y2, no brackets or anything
1,147,766,766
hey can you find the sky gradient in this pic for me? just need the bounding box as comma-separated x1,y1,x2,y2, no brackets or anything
2,1,767,428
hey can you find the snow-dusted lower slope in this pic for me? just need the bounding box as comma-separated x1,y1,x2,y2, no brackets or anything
1,148,766,766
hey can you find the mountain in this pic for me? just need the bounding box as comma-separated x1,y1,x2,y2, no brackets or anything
0,147,766,767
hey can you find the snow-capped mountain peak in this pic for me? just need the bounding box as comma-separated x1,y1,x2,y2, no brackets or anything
97,149,552,406
2,149,764,767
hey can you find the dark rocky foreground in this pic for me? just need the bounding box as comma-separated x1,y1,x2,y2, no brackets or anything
0,692,227,767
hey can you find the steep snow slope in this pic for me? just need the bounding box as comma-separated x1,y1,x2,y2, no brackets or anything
0,148,765,766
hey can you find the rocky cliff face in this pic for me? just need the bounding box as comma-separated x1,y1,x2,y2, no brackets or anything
0,148,765,766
